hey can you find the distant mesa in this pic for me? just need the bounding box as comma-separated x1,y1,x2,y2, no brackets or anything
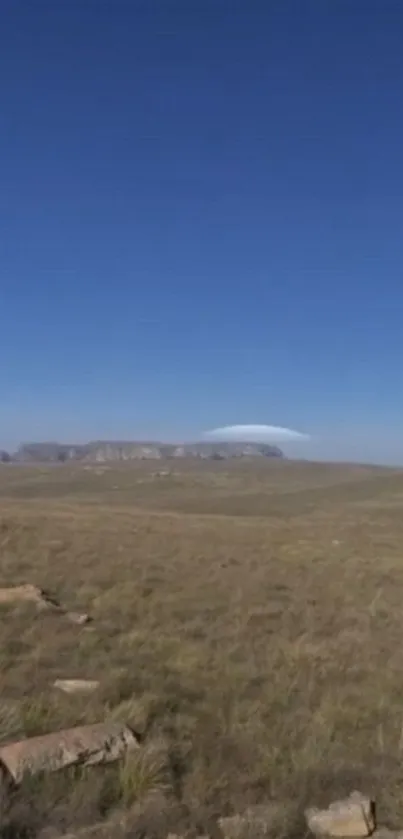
0,440,284,464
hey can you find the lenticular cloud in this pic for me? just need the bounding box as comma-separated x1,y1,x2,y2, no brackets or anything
204,424,309,443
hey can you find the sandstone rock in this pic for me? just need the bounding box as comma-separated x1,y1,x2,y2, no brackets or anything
53,679,99,694
65,611,91,625
0,584,43,604
0,721,139,783
0,585,91,625
371,830,403,839
305,791,375,837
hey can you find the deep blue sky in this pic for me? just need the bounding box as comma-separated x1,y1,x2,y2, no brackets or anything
2,1,403,462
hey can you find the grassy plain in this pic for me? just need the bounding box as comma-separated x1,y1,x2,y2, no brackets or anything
1,459,403,838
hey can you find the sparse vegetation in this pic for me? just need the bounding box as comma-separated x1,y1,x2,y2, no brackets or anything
1,459,403,838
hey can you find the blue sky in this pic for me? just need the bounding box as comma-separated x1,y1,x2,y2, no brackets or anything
2,1,403,463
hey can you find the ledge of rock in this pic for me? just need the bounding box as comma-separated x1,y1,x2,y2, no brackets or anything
54,679,99,694
0,721,139,783
305,792,375,838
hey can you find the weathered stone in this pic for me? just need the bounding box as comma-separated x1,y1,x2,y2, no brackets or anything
65,611,91,625
0,721,139,783
0,585,91,624
53,679,99,694
0,584,43,604
305,791,375,837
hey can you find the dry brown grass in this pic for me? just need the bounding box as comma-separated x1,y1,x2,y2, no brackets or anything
1,459,403,838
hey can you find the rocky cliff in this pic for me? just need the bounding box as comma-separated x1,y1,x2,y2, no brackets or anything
7,440,284,463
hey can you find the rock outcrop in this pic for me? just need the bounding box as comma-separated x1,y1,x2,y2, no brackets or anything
0,722,139,783
6,440,284,463
305,792,375,838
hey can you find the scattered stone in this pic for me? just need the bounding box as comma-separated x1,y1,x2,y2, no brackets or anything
53,679,99,694
0,584,43,604
0,584,92,624
372,831,403,839
65,611,91,625
0,583,91,626
0,721,139,783
305,791,375,837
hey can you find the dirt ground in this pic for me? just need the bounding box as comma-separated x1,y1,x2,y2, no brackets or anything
1,459,403,839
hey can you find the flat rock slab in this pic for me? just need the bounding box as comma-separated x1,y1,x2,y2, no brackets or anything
306,791,375,838
0,721,139,783
54,679,99,694
0,584,44,604
0,584,91,624
65,611,91,625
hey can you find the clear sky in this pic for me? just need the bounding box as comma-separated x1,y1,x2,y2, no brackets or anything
2,1,403,463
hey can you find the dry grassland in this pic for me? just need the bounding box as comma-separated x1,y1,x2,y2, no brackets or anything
1,459,403,839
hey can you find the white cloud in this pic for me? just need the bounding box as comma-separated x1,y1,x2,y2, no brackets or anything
203,424,310,443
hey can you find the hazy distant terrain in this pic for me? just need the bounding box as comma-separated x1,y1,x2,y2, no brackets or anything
2,459,403,839
3,440,283,463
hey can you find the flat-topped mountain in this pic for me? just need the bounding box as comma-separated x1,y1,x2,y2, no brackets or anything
6,440,284,463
